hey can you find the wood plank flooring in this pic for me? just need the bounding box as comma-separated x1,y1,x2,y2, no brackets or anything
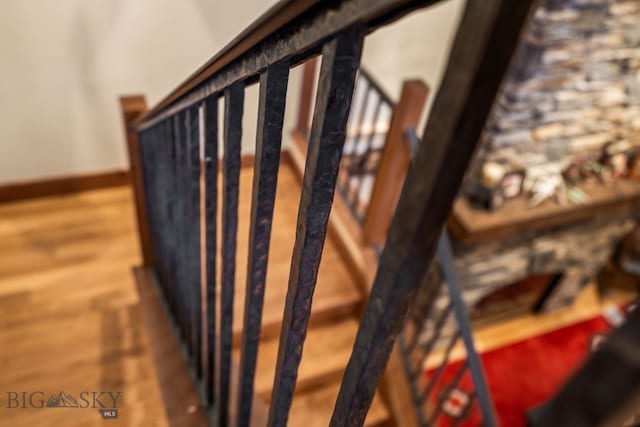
0,164,365,426
0,187,167,427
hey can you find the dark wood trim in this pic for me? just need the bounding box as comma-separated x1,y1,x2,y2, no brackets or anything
0,169,130,204
120,95,153,267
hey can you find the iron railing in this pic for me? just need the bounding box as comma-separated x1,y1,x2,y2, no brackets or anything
399,230,498,426
338,68,395,223
132,0,537,426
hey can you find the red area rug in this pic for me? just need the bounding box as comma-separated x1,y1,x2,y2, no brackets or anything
425,314,615,427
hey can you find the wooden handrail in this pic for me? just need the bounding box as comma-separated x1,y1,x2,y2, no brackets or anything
363,80,428,246
120,95,152,266
137,0,320,124
135,0,441,129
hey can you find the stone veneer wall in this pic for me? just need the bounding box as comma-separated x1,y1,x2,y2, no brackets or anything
415,211,635,348
468,0,640,188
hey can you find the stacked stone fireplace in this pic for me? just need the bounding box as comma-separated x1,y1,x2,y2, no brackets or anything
420,0,640,336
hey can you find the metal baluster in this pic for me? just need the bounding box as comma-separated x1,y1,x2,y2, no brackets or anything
267,29,364,427
153,122,170,299
174,112,190,344
415,303,452,377
187,105,203,377
204,94,219,405
217,81,244,427
420,330,460,403
236,61,289,427
354,97,383,218
347,82,372,209
163,118,179,321
438,231,497,426
138,129,159,273
407,276,443,353
168,119,181,326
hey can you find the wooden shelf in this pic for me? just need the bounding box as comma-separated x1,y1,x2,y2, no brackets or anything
449,179,640,245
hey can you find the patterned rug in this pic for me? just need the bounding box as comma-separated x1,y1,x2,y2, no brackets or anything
425,305,633,426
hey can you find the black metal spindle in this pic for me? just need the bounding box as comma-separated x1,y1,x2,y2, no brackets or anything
168,119,181,324
438,231,498,425
204,94,219,405
346,82,371,204
186,105,203,377
217,81,244,427
266,29,364,427
415,303,452,377
354,97,383,215
420,330,460,403
236,61,289,427
174,112,190,344
154,122,170,299
164,118,180,322
407,278,442,354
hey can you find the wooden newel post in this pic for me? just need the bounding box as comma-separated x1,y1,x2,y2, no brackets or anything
363,80,429,246
119,95,153,267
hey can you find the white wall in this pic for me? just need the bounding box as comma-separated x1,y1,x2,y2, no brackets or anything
0,0,463,184
0,0,280,184
361,0,465,119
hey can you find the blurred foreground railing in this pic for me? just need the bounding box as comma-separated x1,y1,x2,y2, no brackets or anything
121,0,539,425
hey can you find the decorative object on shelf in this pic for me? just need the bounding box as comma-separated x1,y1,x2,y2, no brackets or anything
468,160,526,211
502,168,526,199
627,150,640,179
528,171,565,207
565,185,589,205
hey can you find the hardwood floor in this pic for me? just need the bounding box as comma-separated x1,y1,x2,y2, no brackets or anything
0,188,168,427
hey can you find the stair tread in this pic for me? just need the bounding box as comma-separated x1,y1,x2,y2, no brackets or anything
247,319,360,399
288,379,390,427
228,166,362,343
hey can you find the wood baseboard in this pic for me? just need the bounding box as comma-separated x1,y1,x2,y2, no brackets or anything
0,169,131,204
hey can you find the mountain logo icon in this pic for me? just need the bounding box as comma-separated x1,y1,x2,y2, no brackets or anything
46,391,80,408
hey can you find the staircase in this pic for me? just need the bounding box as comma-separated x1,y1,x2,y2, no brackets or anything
229,165,391,426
